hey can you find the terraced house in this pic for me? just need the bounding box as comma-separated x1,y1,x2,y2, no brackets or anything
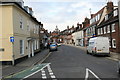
0,0,42,65
97,7,120,53
84,1,120,53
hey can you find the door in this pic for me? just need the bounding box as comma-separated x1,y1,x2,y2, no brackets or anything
28,41,31,58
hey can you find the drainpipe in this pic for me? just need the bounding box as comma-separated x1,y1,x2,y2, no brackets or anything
12,42,15,66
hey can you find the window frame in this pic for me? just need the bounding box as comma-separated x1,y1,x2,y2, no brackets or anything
112,39,116,48
112,23,115,32
20,40,24,55
107,25,110,33
104,26,106,34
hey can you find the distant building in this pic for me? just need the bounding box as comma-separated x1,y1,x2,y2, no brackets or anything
50,26,60,42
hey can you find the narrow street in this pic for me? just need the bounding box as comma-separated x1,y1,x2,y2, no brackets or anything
27,45,119,79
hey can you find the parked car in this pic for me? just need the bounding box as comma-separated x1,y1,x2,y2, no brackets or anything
49,43,58,52
87,37,110,56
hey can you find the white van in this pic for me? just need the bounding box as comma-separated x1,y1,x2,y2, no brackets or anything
87,37,110,56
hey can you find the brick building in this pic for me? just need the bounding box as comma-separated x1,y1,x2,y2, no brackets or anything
97,8,120,53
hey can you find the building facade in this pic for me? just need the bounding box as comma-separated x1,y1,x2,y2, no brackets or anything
97,8,120,53
0,2,41,64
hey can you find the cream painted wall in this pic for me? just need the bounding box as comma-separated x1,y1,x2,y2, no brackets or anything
13,36,28,59
0,6,2,60
0,4,40,61
12,5,30,59
13,5,30,37
0,6,13,61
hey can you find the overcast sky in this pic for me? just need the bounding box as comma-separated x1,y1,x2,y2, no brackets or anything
24,0,118,32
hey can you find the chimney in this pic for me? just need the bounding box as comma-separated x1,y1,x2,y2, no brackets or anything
107,1,114,14
0,0,24,8
67,26,69,29
80,24,82,29
72,25,74,28
91,14,94,18
29,7,33,16
85,17,90,25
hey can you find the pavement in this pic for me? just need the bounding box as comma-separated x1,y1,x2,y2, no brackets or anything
2,49,51,78
66,44,120,61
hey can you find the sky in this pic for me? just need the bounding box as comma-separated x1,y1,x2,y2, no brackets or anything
23,0,118,32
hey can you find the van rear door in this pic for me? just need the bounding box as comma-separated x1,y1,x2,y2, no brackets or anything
96,38,109,53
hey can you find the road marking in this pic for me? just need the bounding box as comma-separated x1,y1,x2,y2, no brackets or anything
106,57,118,61
85,68,101,80
23,63,50,79
47,64,56,79
41,69,47,79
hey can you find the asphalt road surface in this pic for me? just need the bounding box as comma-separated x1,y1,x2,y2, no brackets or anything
25,45,119,79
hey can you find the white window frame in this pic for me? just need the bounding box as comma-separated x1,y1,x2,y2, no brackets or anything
20,15,23,29
107,25,110,33
109,39,111,48
101,28,103,34
104,26,106,34
20,40,24,55
112,23,115,32
114,10,118,17
105,15,108,21
37,40,39,49
34,40,37,50
112,39,116,48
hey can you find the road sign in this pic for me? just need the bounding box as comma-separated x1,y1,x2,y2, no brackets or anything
10,37,14,42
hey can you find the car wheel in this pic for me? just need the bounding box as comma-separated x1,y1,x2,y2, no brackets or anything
56,49,58,51
87,50,89,54
118,68,120,74
92,51,95,56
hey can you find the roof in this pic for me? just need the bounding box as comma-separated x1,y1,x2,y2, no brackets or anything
0,2,41,25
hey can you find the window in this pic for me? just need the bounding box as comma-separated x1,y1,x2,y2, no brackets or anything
109,39,111,48
20,40,24,55
107,25,110,33
36,25,39,34
27,21,30,31
99,28,101,35
37,40,39,49
112,39,116,48
34,40,37,50
101,28,103,34
104,26,106,34
98,14,100,20
105,15,108,21
20,15,23,29
114,10,118,16
112,23,115,32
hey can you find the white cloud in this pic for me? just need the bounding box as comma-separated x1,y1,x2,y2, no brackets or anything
24,0,118,32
